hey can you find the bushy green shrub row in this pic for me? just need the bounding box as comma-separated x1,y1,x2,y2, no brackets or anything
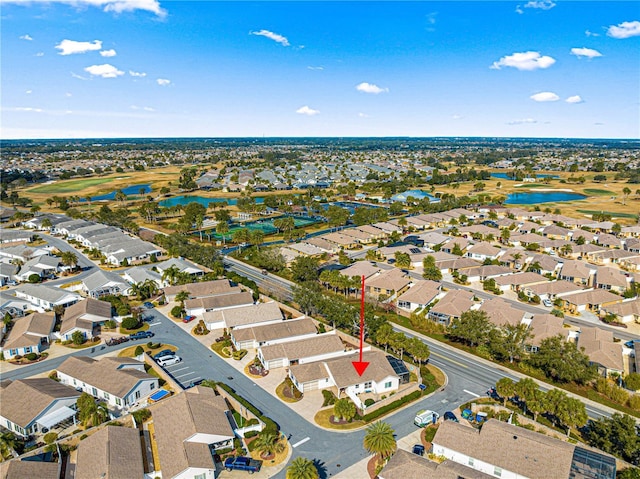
216,382,279,434
360,390,422,422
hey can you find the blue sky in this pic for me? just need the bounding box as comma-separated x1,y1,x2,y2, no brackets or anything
1,1,639,139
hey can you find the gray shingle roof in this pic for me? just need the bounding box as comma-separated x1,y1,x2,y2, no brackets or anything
75,426,144,479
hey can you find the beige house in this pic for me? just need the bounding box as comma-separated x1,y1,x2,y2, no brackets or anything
75,426,144,479
258,332,346,370
578,327,625,377
379,449,493,479
231,317,318,350
1,312,55,360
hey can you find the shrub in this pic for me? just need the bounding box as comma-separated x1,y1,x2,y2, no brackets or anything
43,432,58,444
364,398,375,407
79,434,88,440
121,317,139,330
104,319,117,329
71,330,85,345
134,346,144,357
322,389,337,407
628,395,640,410
216,382,279,434
170,305,183,318
232,349,248,360
25,353,38,361
233,437,243,452
360,390,422,422
244,430,259,438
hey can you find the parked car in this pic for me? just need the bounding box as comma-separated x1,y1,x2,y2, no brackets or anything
444,411,459,422
542,299,553,307
143,301,155,309
224,456,262,474
183,315,196,323
414,409,439,427
153,349,174,360
157,355,181,367
130,331,154,340
261,269,268,275
106,336,129,346
412,444,425,456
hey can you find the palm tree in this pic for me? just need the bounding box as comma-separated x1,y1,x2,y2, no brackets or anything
251,432,283,458
175,290,190,307
0,431,18,460
363,421,396,459
216,221,229,245
161,265,181,286
286,457,318,479
60,251,78,272
622,187,631,205
41,217,52,230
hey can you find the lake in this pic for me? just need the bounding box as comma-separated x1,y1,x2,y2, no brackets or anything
88,184,152,201
505,191,588,204
159,195,265,208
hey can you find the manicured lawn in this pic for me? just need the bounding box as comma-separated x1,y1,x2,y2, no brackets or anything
28,177,115,193
314,408,366,430
119,323,150,334
583,188,615,196
576,209,638,219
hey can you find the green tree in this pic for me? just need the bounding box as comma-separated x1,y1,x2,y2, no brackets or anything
497,323,532,363
60,251,78,271
0,431,18,460
448,310,492,347
77,393,109,427
250,230,264,249
71,330,85,345
527,335,596,384
252,432,283,458
333,398,356,422
422,255,442,281
394,252,411,269
216,221,229,244
622,187,632,205
406,336,430,366
514,378,538,415
363,421,396,459
175,290,190,307
495,377,516,407
584,413,639,465
375,322,393,353
624,372,640,391
556,396,587,437
325,205,350,227
286,457,319,479
290,256,320,283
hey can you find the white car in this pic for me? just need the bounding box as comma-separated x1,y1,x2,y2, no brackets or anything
157,355,182,367
543,299,553,307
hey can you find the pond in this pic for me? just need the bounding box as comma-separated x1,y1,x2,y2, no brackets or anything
505,191,588,204
199,215,323,239
159,195,265,208
491,173,559,180
88,183,152,201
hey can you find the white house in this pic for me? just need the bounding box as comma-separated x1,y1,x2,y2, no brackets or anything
204,301,283,331
57,356,158,410
0,312,56,360
257,332,347,370
14,283,81,311
231,317,318,350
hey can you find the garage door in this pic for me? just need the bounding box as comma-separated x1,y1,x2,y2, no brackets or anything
266,358,286,369
301,380,320,392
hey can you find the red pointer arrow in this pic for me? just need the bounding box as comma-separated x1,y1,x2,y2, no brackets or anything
352,274,369,376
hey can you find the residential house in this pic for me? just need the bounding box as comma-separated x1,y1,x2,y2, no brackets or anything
341,228,376,244
440,237,471,255
204,301,283,331
155,257,205,278
578,327,625,377
379,449,493,479
288,350,401,406
0,378,80,438
560,289,623,314
479,298,526,327
571,229,597,244
0,460,60,479
396,280,441,313
15,255,61,282
1,312,55,360
523,253,563,277
427,290,476,325
258,332,347,370
431,419,616,479
587,249,639,266
14,284,81,311
352,224,389,241
525,314,576,352
462,265,513,283
558,260,596,286
231,317,318,350
0,230,34,244
522,280,585,302
465,242,503,262
596,233,623,249
57,356,159,410
164,279,234,302
338,261,381,280
0,244,53,263
152,386,235,479
59,298,112,342
594,266,632,294
81,269,130,299
305,237,339,254
286,242,328,257
321,232,360,249
123,266,164,289
601,298,640,324
184,290,254,318
75,425,145,479
493,272,548,293
542,224,572,240
0,262,18,286
365,269,411,300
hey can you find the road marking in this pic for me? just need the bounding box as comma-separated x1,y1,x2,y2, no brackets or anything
292,437,310,448
148,322,161,327
464,389,480,398
430,351,468,369
170,367,189,373
175,372,196,379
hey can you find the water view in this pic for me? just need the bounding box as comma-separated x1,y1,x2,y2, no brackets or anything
88,184,152,201
159,195,265,208
505,191,588,205
491,173,560,180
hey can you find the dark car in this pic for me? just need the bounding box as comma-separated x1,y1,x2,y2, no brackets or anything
412,444,425,456
143,301,155,309
444,411,459,422
130,331,154,340
153,349,174,359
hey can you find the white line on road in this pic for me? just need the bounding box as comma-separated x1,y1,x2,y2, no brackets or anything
464,389,480,398
148,322,161,327
175,372,196,379
170,367,189,373
292,437,310,448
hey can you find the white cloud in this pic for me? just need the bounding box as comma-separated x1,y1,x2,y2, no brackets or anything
307,66,324,71
100,49,117,57
14,107,43,113
250,29,290,46
570,47,602,59
70,72,88,80
585,30,600,37
607,21,640,39
491,51,556,70
356,82,389,94
25,90,32,94
129,70,146,77
507,118,537,125
36,52,44,57
55,39,102,55
358,112,369,118
524,1,556,10
2,0,166,17
530,91,560,102
452,114,464,120
156,78,171,86
20,34,33,41
66,92,73,97
565,95,584,104
296,106,319,116
130,105,155,111
515,5,524,14
84,64,124,78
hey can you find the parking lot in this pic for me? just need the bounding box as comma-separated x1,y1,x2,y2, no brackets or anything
158,355,202,389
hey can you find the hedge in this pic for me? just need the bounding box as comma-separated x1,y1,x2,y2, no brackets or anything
360,390,423,422
216,382,279,434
